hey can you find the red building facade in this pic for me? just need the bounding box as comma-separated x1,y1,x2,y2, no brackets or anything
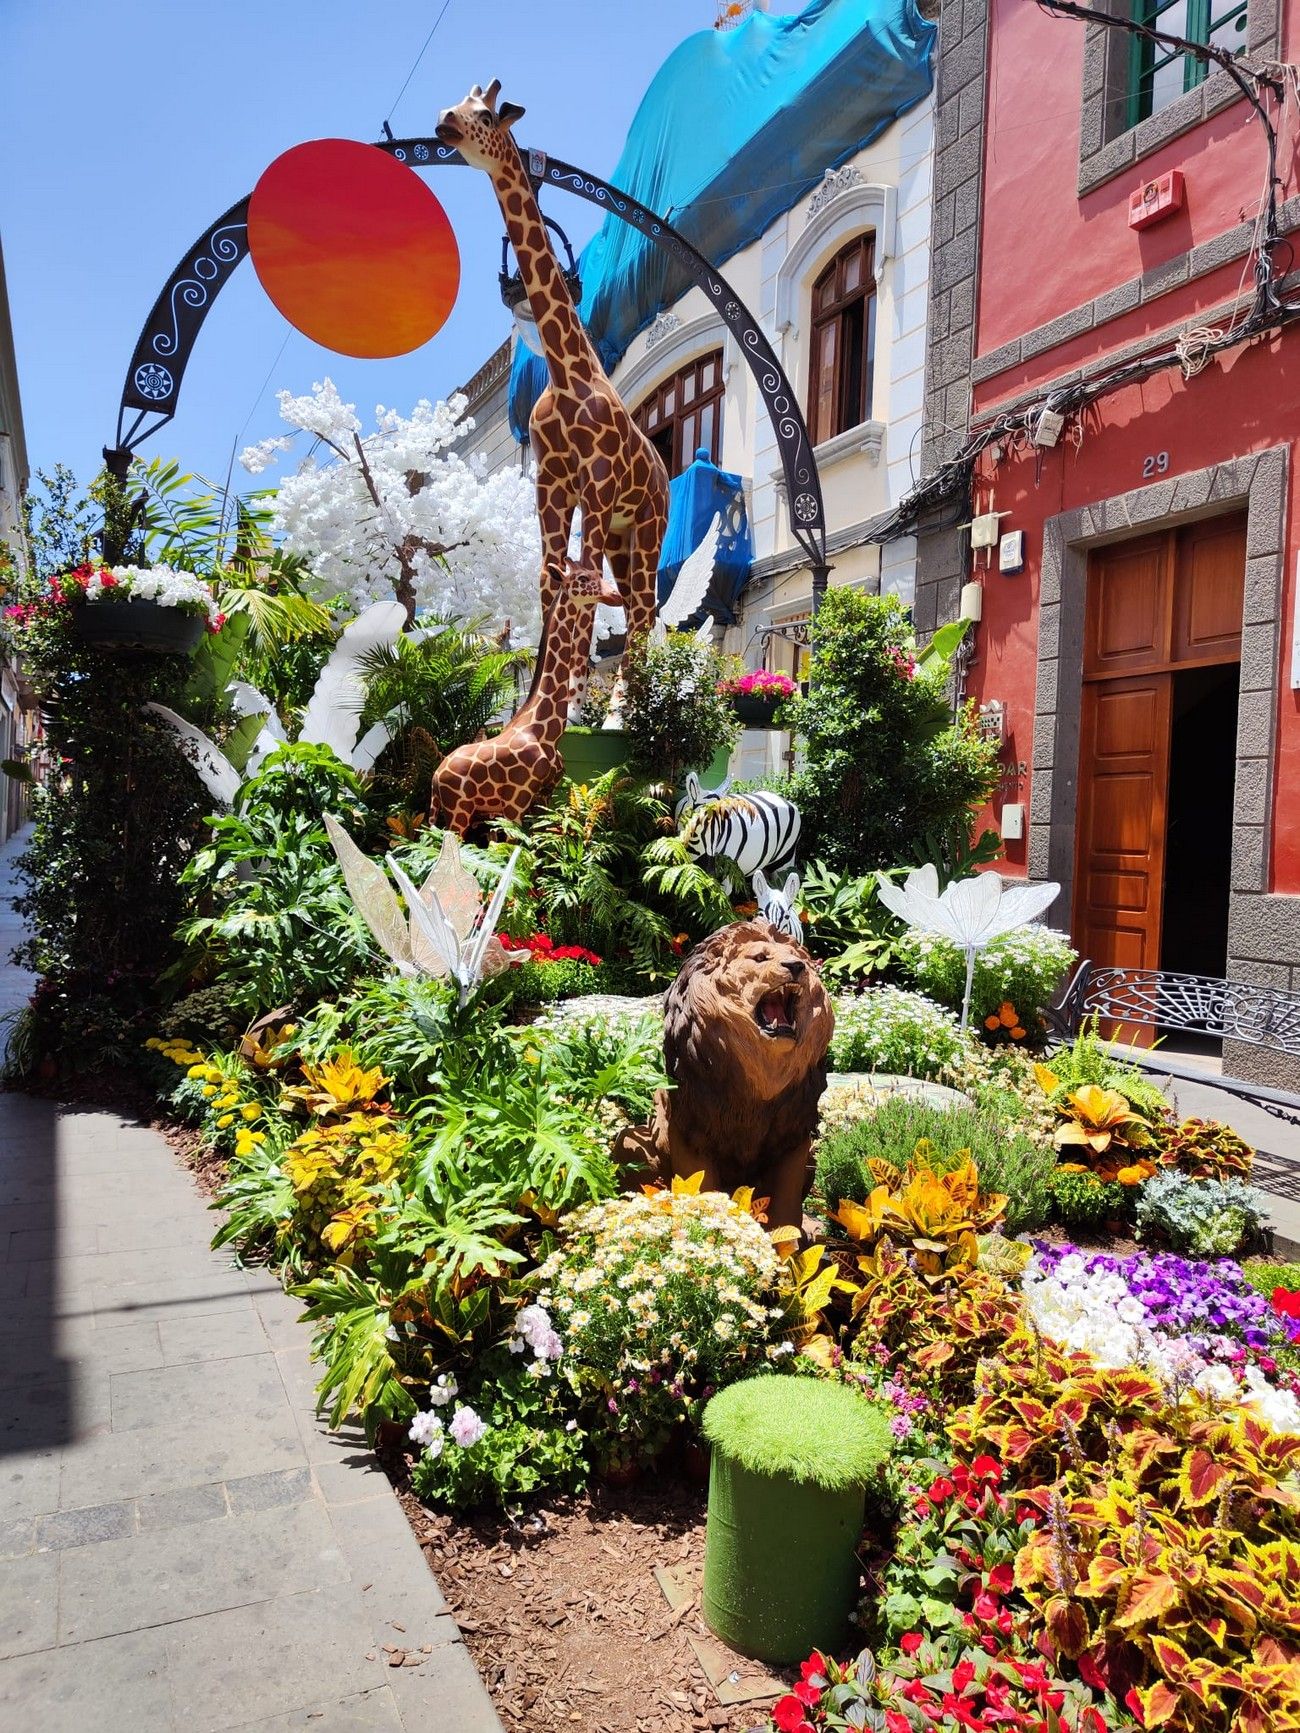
914,0,1300,1086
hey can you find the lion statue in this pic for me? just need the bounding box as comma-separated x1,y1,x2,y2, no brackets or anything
616,920,834,1230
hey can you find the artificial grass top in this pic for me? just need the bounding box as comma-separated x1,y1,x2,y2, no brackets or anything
702,1375,893,1491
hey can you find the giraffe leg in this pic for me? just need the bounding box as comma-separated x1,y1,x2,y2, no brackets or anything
535,455,576,622
625,506,665,644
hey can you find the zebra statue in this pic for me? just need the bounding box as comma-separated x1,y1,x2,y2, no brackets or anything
753,869,803,945
675,774,802,880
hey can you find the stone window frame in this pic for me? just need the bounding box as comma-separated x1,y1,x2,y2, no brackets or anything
1028,446,1297,1084
1078,0,1279,196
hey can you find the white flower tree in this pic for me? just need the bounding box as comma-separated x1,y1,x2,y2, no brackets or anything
241,380,541,636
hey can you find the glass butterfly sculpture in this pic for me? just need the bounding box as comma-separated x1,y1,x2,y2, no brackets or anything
324,815,519,1008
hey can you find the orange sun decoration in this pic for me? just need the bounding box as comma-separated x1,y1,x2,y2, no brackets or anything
247,139,460,359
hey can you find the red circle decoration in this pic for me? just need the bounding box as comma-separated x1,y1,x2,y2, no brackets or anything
247,139,460,359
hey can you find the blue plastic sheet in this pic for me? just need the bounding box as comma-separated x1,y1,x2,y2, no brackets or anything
508,0,934,440
658,448,753,626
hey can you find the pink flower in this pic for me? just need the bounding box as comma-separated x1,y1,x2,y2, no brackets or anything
448,1405,486,1448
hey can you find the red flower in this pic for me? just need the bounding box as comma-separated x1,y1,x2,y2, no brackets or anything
952,1660,976,1694
1125,1687,1145,1726
1076,1651,1106,1692
973,1589,1000,1621
800,1654,828,1688
886,1714,912,1733
1272,1286,1300,1319
772,1696,813,1733
928,1476,956,1503
793,1681,820,1708
988,1564,1014,1594
902,1680,936,1708
914,1494,932,1517
971,1455,1002,1484
900,1633,924,1656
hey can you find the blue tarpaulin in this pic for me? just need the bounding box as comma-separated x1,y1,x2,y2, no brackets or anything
658,448,752,626
508,0,934,440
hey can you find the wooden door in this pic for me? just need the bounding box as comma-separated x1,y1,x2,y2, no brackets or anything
1074,515,1245,991
1075,673,1172,973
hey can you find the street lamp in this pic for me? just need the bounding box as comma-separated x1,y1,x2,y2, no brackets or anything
499,215,581,356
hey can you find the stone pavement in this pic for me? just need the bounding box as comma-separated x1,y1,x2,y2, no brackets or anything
0,825,501,1733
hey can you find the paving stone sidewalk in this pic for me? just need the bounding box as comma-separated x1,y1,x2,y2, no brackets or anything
0,828,501,1733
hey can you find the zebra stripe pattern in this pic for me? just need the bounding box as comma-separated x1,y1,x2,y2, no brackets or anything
676,775,802,877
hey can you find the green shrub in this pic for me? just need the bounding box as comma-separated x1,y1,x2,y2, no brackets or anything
828,988,967,1080
779,589,999,871
481,957,610,1011
1240,1261,1300,1296
813,1096,1055,1232
898,926,1076,1041
1135,1171,1268,1257
619,630,740,786
1047,1167,1126,1229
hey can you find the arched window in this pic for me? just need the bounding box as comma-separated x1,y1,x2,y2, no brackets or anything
809,235,876,447
633,349,724,475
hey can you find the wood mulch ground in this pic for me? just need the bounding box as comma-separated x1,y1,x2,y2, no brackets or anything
390,1468,789,1733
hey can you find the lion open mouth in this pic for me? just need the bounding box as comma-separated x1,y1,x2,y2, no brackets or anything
755,986,800,1039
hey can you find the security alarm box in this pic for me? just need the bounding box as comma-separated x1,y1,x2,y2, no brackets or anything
999,530,1025,574
1128,170,1185,231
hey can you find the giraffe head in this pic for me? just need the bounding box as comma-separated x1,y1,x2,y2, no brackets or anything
435,80,526,174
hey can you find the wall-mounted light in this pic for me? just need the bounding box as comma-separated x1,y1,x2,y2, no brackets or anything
499,216,581,357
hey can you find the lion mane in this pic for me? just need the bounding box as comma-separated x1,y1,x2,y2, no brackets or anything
618,920,834,1229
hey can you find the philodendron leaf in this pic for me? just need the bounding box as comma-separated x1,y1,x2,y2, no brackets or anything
917,617,970,669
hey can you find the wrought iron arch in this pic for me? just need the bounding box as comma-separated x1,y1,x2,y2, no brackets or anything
108,136,828,599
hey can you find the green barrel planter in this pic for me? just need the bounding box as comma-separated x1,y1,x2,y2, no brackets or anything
560,728,731,788
701,1377,891,1664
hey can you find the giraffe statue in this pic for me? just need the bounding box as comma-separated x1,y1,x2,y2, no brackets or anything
430,559,609,834
435,81,670,649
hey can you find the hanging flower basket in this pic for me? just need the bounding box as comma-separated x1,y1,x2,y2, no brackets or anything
59,564,224,657
718,671,796,729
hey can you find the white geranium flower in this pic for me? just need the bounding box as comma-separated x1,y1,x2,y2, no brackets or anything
429,1373,458,1408
409,1411,444,1450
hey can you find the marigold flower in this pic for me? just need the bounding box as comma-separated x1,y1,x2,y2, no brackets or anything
216,1113,234,1128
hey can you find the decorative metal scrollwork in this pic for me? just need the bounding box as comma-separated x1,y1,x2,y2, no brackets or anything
1059,963,1300,1057
133,362,174,402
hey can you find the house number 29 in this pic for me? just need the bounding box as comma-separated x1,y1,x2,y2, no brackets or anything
1142,451,1170,477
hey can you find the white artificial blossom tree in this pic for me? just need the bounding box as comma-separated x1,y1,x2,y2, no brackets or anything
241,379,541,635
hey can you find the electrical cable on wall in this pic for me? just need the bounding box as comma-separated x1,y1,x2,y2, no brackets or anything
872,1,1300,548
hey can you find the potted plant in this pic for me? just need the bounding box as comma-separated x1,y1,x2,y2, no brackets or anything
59,562,225,655
618,632,741,789
718,667,797,727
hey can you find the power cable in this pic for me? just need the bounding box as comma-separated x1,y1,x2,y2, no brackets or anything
384,0,456,133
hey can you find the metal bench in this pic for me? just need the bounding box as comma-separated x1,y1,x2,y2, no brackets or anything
1048,962,1300,1057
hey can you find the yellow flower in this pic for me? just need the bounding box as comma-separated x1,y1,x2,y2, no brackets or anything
144,1038,162,1051
202,1085,218,1099
240,1104,260,1122
235,1134,254,1156
523,1048,540,1065
187,1063,207,1079
216,1113,234,1128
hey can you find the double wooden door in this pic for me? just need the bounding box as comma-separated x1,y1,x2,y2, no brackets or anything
1073,515,1245,980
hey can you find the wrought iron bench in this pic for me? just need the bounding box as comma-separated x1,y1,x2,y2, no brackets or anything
1048,962,1300,1059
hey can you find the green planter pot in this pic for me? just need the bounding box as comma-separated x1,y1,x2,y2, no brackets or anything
72,599,205,656
701,1377,891,1664
558,728,629,784
559,729,731,788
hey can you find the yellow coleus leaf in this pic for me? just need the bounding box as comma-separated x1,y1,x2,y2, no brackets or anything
832,1197,878,1242
671,1171,705,1195
1034,1062,1060,1095
1114,1571,1182,1628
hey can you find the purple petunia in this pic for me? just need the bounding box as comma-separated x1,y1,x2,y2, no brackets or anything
1031,1243,1300,1349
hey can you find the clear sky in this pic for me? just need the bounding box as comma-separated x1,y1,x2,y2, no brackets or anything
1,0,709,493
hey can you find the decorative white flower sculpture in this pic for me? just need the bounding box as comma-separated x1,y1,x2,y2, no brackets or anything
874,864,1061,1030
324,816,519,1008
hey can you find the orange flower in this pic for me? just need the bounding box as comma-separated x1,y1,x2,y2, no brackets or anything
1115,1160,1155,1186
984,1015,1001,1031
998,1002,1018,1028
1010,1026,1026,1040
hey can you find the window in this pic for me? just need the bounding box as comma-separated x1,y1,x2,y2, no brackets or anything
633,350,724,475
1130,0,1248,125
808,235,876,447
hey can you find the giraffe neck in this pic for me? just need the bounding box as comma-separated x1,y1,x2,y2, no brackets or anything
511,591,590,748
491,146,598,393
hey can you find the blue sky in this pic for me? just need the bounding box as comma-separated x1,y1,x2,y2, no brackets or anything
1,0,708,492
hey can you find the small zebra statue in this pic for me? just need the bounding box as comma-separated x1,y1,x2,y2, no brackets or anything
675,773,802,878
753,869,803,945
